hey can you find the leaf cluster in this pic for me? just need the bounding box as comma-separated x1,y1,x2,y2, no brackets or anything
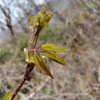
27,5,54,30
25,5,69,79
24,43,68,78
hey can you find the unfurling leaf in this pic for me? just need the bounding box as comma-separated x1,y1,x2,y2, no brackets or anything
4,91,18,100
27,5,54,29
27,14,34,25
27,14,39,29
32,16,39,29
40,11,54,28
38,4,46,21
24,48,29,61
42,51,66,66
34,54,54,78
42,43,69,52
24,48,34,63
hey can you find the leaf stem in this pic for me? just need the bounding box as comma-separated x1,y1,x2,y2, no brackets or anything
29,26,41,50
34,26,42,48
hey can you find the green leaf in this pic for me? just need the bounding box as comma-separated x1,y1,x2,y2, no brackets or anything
32,16,39,29
38,4,46,21
4,91,18,100
27,14,39,29
24,48,34,63
34,54,54,78
24,48,29,61
40,11,54,28
29,57,34,63
27,5,54,29
42,51,66,66
27,14,34,25
42,43,69,52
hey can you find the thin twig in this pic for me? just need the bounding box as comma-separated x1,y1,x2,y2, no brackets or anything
34,26,42,48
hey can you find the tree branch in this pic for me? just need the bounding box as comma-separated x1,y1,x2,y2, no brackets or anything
10,63,35,100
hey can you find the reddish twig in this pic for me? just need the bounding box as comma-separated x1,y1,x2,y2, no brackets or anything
10,63,35,100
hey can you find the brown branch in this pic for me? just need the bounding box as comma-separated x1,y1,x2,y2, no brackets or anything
10,63,35,100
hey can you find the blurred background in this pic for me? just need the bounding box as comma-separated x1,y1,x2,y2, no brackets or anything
0,0,100,100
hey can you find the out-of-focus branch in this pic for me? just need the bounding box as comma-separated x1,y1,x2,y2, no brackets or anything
24,77,50,100
31,0,40,12
0,6,14,36
80,0,100,17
